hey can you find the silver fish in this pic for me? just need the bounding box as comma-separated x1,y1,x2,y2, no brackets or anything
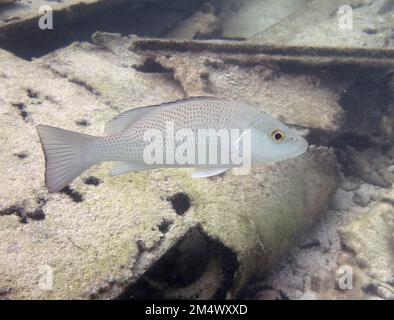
36,97,308,193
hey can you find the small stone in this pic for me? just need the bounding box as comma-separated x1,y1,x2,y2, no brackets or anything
376,285,394,300
362,27,378,35
387,165,394,174
330,189,354,211
341,180,360,192
255,289,282,300
353,190,371,207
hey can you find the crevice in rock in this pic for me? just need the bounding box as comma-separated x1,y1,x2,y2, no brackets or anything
133,57,170,73
14,152,28,160
0,197,47,223
158,219,173,234
68,78,100,96
46,66,101,96
132,57,188,97
0,0,209,60
75,119,90,127
60,186,84,203
11,102,29,122
118,226,238,300
293,67,394,189
26,88,39,99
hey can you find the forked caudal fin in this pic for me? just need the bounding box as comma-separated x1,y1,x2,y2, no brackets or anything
36,125,98,193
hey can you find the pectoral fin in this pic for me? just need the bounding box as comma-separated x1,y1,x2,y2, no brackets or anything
191,168,229,179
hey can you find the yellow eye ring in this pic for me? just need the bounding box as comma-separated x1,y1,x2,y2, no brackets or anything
270,129,286,142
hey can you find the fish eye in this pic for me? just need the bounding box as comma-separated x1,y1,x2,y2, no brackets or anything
270,129,286,142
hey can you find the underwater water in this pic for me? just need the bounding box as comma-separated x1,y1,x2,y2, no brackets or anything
0,0,393,301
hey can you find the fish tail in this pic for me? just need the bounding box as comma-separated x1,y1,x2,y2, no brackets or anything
36,125,98,193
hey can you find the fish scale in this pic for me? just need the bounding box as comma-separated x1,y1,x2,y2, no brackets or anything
94,99,255,162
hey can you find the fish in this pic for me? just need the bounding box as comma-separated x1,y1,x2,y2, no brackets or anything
36,97,308,193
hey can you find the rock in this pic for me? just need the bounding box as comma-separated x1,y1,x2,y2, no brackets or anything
330,188,354,211
220,0,309,39
338,146,394,188
353,187,373,207
91,32,143,69
0,0,15,5
341,179,360,192
339,71,394,145
0,40,340,299
252,0,394,48
377,0,394,14
376,284,394,299
310,270,332,293
255,288,283,300
130,39,345,131
166,3,220,40
338,189,394,298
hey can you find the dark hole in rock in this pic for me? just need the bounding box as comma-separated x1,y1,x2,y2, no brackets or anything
83,176,102,186
136,239,147,253
0,205,28,224
298,239,321,249
26,88,39,99
12,103,28,122
158,219,173,234
238,284,282,300
167,192,191,215
76,119,90,127
134,58,169,73
330,133,373,152
60,186,84,203
145,229,209,288
29,209,45,221
44,95,56,103
0,288,12,298
0,201,46,223
362,283,378,296
307,127,375,153
339,71,394,138
69,78,100,96
119,227,238,300
14,152,28,160
363,28,378,35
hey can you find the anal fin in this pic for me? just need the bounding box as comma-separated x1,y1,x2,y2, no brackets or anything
110,162,150,177
191,168,229,179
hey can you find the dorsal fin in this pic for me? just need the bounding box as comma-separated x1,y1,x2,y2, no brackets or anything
105,96,220,135
105,105,161,135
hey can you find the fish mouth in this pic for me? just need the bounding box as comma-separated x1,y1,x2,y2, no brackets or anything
291,142,309,158
293,148,307,157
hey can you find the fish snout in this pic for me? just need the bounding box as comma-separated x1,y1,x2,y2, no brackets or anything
289,134,309,156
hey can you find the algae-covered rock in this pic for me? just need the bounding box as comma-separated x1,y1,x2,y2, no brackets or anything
0,0,15,5
0,40,340,299
127,38,345,132
338,189,394,299
251,0,394,48
165,3,220,40
220,0,310,39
